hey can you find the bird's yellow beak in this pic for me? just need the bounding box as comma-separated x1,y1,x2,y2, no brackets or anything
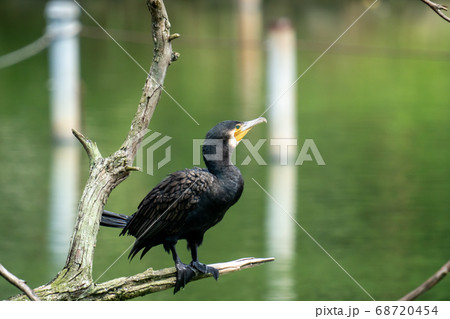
234,117,267,142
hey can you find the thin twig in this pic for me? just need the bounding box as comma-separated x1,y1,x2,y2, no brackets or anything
420,0,450,22
0,264,40,301
399,260,450,301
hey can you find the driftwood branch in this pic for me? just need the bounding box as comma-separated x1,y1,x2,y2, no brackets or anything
56,0,175,293
9,258,273,301
399,260,450,301
420,0,450,22
0,264,40,301
8,0,171,300
55,0,177,290
6,0,273,301
74,257,273,301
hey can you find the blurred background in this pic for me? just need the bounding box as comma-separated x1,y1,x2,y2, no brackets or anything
0,0,449,301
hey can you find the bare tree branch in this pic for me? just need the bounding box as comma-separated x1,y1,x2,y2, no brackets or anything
0,264,40,301
58,0,176,289
420,0,450,22
8,0,174,299
78,257,274,301
399,260,450,301
9,258,274,301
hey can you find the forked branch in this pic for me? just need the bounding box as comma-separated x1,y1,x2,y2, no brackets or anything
59,0,176,287
420,0,450,22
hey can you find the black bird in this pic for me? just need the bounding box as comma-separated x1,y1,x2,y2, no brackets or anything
100,117,266,293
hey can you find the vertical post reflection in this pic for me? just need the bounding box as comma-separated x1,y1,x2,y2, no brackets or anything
266,18,298,300
266,165,297,300
238,0,262,116
48,143,80,272
45,0,81,273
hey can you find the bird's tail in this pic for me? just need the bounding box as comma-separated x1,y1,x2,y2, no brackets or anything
100,210,131,229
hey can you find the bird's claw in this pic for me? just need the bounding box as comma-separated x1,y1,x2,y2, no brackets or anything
174,262,196,294
173,261,220,293
190,260,219,281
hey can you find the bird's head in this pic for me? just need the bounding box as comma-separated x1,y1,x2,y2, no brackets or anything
205,117,267,147
203,117,267,170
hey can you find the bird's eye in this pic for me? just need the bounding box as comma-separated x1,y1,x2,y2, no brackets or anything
235,124,241,130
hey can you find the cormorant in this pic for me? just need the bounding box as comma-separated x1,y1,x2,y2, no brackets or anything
100,117,267,293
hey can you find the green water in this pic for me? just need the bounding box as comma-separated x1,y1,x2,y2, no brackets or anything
0,0,449,301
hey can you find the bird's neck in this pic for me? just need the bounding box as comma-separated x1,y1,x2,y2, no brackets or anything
202,140,237,177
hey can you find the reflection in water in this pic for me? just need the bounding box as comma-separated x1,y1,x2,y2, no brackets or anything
266,165,297,300
238,0,262,116
46,1,81,274
265,19,298,300
48,143,79,273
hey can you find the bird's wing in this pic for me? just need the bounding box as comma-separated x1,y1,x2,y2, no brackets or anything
122,168,214,244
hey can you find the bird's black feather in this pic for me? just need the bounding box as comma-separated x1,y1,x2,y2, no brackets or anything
121,167,220,260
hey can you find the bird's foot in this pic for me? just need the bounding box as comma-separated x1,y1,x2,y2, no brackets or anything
190,260,219,281
174,262,196,294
